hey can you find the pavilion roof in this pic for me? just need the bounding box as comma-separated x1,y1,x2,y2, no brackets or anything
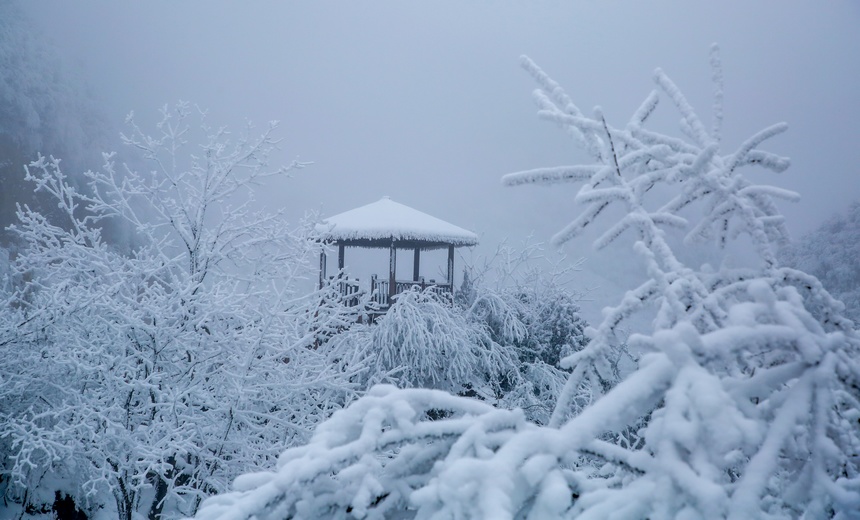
316,197,478,249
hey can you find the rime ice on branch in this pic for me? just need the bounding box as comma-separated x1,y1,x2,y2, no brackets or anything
192,47,860,520
503,47,800,425
500,45,860,518
0,104,356,520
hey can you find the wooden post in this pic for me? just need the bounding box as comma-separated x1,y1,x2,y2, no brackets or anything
413,248,420,282
338,243,345,272
318,251,326,289
447,245,455,294
388,241,397,301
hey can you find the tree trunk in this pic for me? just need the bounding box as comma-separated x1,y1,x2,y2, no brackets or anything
113,482,134,520
148,456,175,520
148,475,169,520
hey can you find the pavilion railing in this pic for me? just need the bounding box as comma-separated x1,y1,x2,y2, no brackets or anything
330,274,453,312
369,275,452,309
328,277,361,308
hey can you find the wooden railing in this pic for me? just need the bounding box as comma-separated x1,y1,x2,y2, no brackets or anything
370,277,389,307
329,274,452,313
368,275,452,310
337,278,361,308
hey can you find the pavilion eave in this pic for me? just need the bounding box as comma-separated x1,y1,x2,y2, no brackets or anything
321,237,475,250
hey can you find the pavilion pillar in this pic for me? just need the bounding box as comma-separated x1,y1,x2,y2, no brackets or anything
337,244,345,273
318,250,326,289
388,242,397,301
413,248,420,282
447,245,455,293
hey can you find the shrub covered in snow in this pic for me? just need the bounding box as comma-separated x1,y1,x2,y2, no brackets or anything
326,273,585,425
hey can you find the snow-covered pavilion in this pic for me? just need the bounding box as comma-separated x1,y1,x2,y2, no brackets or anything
316,196,478,310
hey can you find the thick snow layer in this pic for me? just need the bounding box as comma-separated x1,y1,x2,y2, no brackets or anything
316,197,479,246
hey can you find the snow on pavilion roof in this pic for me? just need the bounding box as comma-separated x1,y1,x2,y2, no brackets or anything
316,197,479,249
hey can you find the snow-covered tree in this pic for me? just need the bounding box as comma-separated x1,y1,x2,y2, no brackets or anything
780,200,860,324
0,104,356,520
190,46,860,519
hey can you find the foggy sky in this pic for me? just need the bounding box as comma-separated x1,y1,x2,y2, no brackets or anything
20,1,860,322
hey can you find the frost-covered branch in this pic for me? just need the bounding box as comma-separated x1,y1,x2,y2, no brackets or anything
0,106,352,520
187,48,860,520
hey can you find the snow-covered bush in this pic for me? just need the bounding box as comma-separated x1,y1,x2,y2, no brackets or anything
339,288,515,396
0,105,356,520
503,280,588,368
191,46,860,519
457,241,588,369
465,265,590,423
327,277,581,425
